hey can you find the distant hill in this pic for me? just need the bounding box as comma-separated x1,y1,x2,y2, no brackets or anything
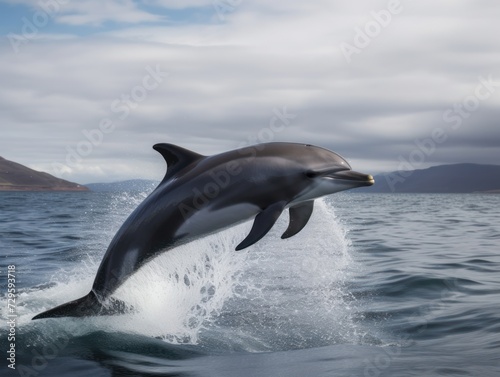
357,163,500,193
0,156,88,191
86,179,158,193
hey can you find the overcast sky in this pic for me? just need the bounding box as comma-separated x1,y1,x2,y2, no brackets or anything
1,0,499,184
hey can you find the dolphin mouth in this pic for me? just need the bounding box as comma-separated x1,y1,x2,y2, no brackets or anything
329,170,375,186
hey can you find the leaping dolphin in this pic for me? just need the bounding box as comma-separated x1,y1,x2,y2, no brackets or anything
33,142,374,320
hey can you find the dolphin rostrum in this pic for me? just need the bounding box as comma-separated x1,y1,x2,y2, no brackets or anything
33,142,374,319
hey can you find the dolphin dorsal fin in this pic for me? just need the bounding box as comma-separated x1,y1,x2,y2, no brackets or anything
153,143,205,184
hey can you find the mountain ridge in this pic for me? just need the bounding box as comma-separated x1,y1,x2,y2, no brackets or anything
2,157,498,193
85,179,158,192
0,156,88,191
357,163,500,193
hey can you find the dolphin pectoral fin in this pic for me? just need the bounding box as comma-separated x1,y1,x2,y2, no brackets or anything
281,200,314,239
235,201,287,251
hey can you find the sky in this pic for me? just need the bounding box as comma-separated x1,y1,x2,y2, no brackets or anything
1,0,499,184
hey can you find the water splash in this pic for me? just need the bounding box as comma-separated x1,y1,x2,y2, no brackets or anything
102,224,248,343
201,199,360,351
15,195,363,352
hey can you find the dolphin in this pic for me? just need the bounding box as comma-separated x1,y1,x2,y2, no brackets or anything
33,142,374,320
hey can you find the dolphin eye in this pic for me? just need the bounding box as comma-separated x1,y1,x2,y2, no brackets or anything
305,171,317,178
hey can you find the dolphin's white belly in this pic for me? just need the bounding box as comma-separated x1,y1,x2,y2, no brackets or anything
175,203,260,238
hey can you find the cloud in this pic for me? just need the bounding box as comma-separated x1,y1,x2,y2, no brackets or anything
2,0,164,25
1,0,499,183
56,1,163,26
145,0,212,9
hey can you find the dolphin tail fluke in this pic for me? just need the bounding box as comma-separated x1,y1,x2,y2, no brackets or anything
32,291,129,320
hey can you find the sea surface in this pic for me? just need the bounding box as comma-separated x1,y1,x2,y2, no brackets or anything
1,191,499,376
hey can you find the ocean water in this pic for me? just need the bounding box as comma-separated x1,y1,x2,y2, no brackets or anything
0,191,499,376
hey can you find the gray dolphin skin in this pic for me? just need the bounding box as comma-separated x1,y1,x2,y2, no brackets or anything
33,142,374,320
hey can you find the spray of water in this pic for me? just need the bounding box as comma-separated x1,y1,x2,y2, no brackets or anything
202,199,360,351
99,224,249,343
16,193,363,352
